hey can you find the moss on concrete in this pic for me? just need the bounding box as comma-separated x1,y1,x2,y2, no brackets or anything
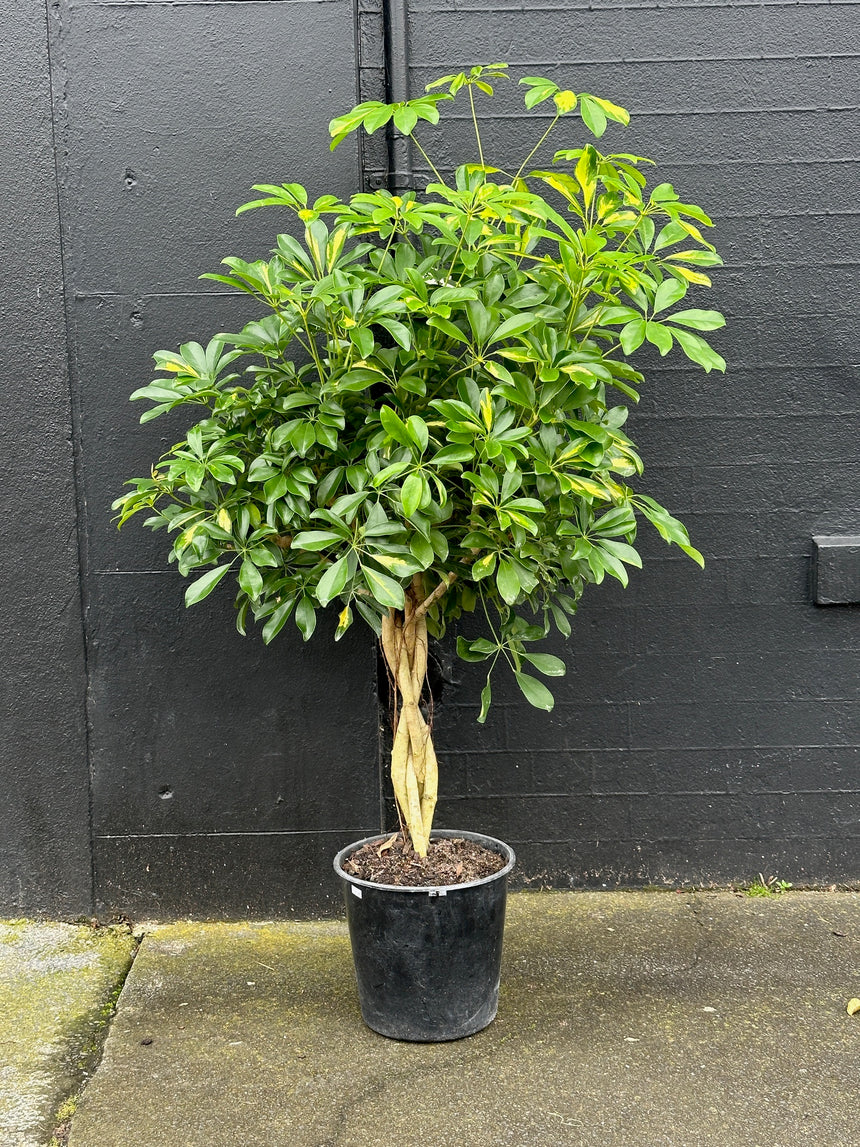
0,921,137,1147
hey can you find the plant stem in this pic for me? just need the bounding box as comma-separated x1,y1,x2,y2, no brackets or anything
514,111,560,182
414,571,457,621
468,85,485,170
410,132,446,187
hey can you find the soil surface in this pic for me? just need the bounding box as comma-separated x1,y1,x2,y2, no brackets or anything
343,833,506,887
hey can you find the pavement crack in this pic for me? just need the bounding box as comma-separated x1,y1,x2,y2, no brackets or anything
684,895,713,973
51,928,141,1146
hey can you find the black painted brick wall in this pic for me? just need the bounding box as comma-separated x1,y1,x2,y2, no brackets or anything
53,0,381,918
404,0,860,886
0,1,91,915
2,0,858,917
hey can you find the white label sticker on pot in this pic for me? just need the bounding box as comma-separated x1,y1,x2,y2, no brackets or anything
429,889,447,897
351,885,362,899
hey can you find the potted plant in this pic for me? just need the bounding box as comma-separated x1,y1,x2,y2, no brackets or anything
114,63,725,1040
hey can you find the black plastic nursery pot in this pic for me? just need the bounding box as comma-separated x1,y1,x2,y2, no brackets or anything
333,829,516,1042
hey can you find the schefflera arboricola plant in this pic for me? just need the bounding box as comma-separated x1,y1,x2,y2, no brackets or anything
114,64,725,857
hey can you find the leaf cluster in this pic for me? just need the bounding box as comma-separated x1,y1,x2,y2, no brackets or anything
114,66,725,717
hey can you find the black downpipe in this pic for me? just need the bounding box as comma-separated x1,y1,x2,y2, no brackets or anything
383,0,413,192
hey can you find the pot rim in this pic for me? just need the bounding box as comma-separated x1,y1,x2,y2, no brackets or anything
333,828,515,894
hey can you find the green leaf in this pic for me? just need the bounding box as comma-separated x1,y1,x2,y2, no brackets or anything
471,552,497,580
430,529,449,560
651,182,678,203
550,603,571,637
363,105,394,134
429,285,479,305
496,559,520,605
355,599,384,636
521,653,566,677
379,405,412,446
328,109,367,147
667,309,726,332
401,472,424,516
520,76,559,109
619,319,646,354
246,545,280,568
477,676,492,724
670,328,727,373
376,317,412,349
636,496,693,548
184,461,205,492
427,315,470,345
598,539,642,567
292,530,343,551
406,415,429,453
184,564,232,607
410,534,434,566
515,672,555,711
680,542,706,568
331,490,369,521
295,595,317,641
466,300,494,345
239,558,263,600
363,567,406,609
457,636,492,663
653,277,688,314
316,554,350,606
372,460,411,488
339,365,380,390
262,597,296,644
294,422,316,456
645,321,673,356
129,383,182,403
579,95,607,138
430,445,474,466
393,105,419,135
490,314,538,343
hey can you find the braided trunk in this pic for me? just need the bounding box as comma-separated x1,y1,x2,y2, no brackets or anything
379,573,454,856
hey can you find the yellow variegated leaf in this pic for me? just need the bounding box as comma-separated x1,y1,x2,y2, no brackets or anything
373,554,417,576
560,474,614,500
555,442,588,464
480,389,494,431
327,227,347,267
335,604,353,640
217,508,231,531
672,265,713,287
679,219,706,244
304,226,325,272
560,364,599,380
603,210,638,225
590,96,631,125
506,510,539,533
553,90,578,114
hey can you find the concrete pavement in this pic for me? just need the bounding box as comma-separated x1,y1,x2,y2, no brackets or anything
0,921,135,1147
53,891,860,1147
